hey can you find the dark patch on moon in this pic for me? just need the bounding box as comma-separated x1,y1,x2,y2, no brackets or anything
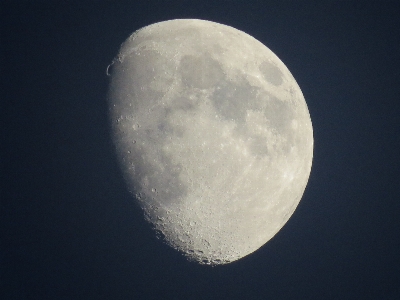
169,96,197,111
259,61,284,86
121,139,188,210
212,78,259,124
248,135,269,157
258,91,293,133
212,76,295,158
110,105,189,211
179,54,225,89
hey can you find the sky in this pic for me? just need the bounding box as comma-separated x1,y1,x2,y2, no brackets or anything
2,1,400,299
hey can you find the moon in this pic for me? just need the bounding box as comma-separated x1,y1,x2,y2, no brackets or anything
108,19,313,265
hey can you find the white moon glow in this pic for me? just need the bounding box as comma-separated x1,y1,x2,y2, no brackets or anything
108,19,313,265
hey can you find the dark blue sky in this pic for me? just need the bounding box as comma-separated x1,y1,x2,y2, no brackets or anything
3,1,400,299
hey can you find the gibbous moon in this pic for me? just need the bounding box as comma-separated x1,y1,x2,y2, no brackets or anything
108,19,313,265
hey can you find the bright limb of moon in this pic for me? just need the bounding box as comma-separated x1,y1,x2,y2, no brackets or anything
108,19,313,265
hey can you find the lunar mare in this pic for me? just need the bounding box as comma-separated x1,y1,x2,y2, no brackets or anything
108,19,313,265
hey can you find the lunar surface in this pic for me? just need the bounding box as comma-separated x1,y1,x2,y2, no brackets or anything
108,19,313,265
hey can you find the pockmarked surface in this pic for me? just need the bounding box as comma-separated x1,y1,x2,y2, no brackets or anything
108,19,313,265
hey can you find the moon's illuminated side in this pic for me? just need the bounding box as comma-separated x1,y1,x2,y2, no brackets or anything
108,19,313,265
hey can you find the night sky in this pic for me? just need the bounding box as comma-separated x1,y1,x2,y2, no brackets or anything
2,1,400,299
